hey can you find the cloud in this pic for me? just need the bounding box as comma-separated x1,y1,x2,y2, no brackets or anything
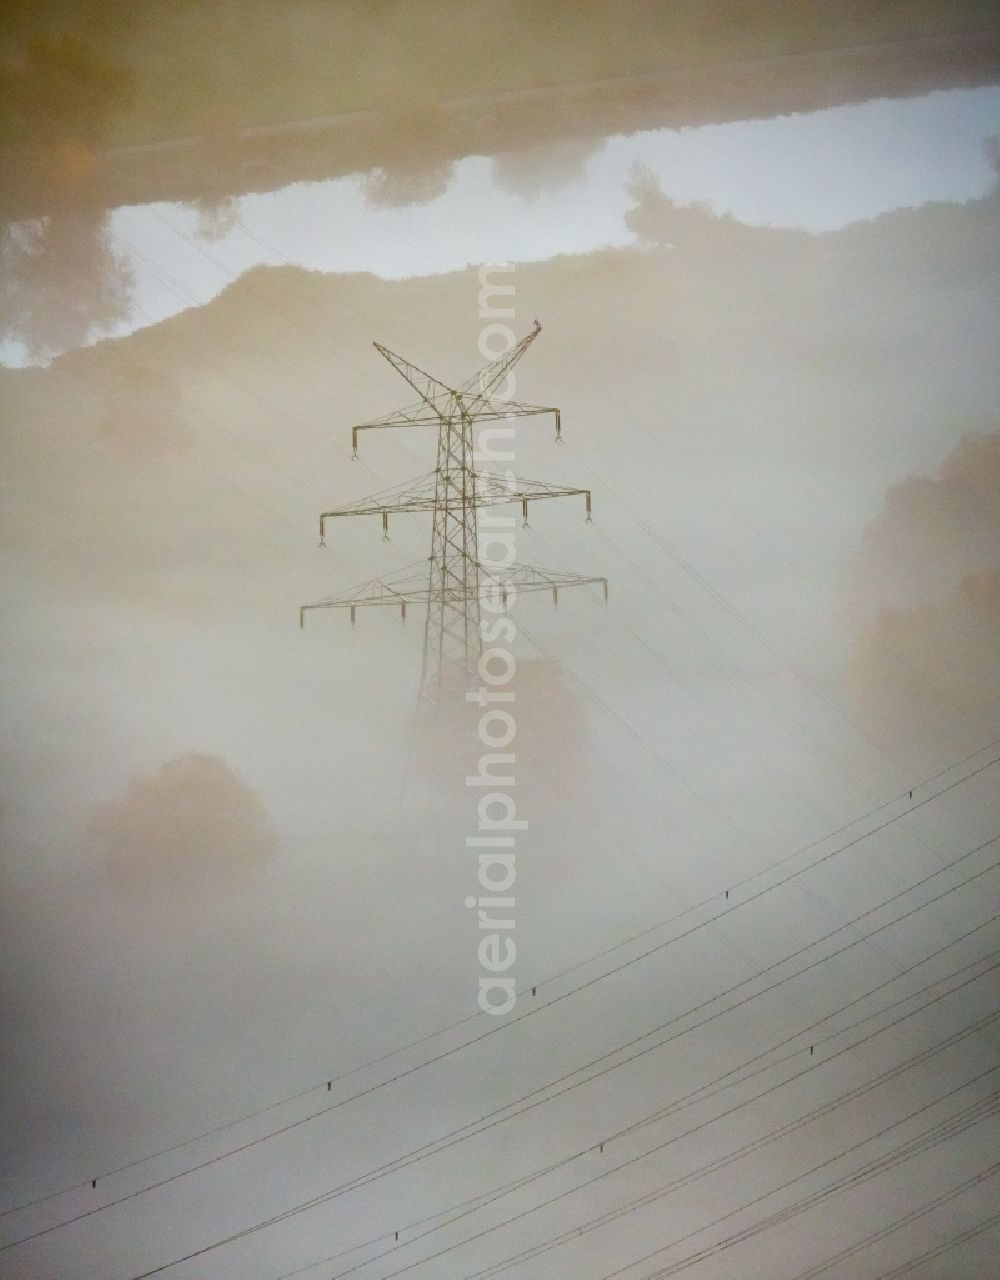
87,753,276,899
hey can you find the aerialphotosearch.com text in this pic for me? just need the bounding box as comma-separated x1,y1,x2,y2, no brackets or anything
466,260,522,1017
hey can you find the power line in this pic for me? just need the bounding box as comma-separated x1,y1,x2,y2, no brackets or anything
449,1009,1000,1280
510,610,1000,1054
606,1077,1000,1280
302,964,1000,1280
100,836,997,1278
789,1165,1000,1280
610,943,1000,1147
2,749,991,1238
873,1207,1000,1280
273,930,1000,1280
519,742,999,994
520,514,985,963
6,744,989,1232
507,549,1000,1061
0,721,977,1221
3,780,994,1253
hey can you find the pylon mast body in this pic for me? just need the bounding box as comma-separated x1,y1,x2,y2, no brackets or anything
302,323,606,703
424,399,481,693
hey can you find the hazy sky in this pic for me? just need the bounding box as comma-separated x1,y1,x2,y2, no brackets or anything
2,22,1000,1280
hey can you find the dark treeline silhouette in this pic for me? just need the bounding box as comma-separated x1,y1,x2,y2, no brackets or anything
2,4,996,357
1,1,998,221
0,212,133,359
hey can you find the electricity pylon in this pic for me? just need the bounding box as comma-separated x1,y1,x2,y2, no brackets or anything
301,322,607,703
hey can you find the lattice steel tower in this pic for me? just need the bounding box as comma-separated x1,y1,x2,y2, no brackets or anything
301,322,607,703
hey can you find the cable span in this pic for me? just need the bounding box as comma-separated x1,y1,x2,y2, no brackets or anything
5,748,991,1226
110,837,997,1278
274,931,999,1280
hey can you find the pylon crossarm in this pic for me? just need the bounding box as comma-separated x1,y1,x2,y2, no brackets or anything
481,562,608,601
468,403,562,438
320,473,591,542
319,474,438,540
477,401,558,421
351,402,561,457
351,395,451,453
357,397,448,429
300,559,606,629
299,562,433,628
301,597,407,617
468,470,590,520
458,319,541,413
